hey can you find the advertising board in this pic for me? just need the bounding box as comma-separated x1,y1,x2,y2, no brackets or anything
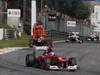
7,9,20,17
67,21,76,27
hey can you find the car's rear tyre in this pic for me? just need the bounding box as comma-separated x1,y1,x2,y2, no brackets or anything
65,40,70,43
25,54,36,67
78,40,83,44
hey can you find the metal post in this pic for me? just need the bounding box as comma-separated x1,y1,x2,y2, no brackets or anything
44,14,48,30
23,0,26,22
31,0,36,36
41,0,43,13
44,5,48,30
3,28,5,40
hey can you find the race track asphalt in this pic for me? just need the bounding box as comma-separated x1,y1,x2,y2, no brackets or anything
0,42,100,75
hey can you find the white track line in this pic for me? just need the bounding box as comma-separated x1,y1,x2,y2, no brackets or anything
0,40,64,55
0,47,27,55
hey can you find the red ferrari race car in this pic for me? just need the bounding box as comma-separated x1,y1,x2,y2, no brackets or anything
25,50,79,71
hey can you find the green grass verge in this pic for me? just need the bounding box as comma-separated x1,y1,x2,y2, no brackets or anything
0,38,29,48
0,24,65,48
0,37,64,49
0,24,15,29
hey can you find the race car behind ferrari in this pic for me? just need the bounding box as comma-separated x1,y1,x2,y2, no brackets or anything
29,38,53,48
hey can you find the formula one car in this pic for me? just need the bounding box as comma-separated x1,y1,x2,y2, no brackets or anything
65,32,83,43
25,50,79,71
29,38,53,48
87,35,99,42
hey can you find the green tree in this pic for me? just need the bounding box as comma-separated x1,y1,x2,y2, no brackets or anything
51,1,90,20
71,1,90,19
6,0,90,20
7,0,23,8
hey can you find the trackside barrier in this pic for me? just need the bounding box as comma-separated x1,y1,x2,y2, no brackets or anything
0,29,17,40
46,30,66,40
4,29,17,40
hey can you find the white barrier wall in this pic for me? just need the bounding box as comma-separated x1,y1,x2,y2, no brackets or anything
0,28,17,40
31,0,36,36
7,9,21,29
0,29,3,40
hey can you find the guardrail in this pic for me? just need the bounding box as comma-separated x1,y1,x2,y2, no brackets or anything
4,29,17,39
47,30,66,40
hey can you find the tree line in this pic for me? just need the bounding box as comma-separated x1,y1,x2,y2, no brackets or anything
5,0,91,20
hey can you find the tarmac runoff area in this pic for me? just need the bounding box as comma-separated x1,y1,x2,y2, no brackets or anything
0,40,65,55
0,47,28,55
